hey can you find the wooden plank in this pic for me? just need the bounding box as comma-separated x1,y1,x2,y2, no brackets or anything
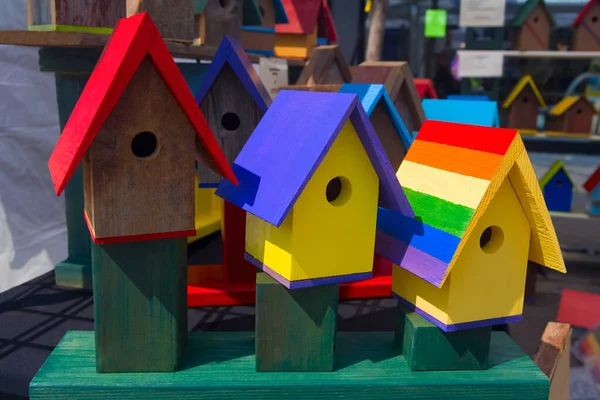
396,304,491,371
127,0,194,40
533,322,571,400
38,46,102,72
91,238,187,372
222,200,256,283
27,0,125,28
255,272,338,372
369,101,406,172
30,330,550,399
201,0,243,46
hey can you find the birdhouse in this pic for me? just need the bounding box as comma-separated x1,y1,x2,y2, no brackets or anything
583,165,600,216
414,78,438,99
339,84,413,173
502,75,546,134
546,96,597,135
422,99,500,127
275,0,338,59
539,160,577,212
195,35,272,185
242,0,289,55
48,12,237,244
26,0,125,32
511,0,556,51
216,90,414,289
572,0,600,51
378,121,565,333
352,61,425,136
296,45,352,85
194,0,243,46
447,95,490,101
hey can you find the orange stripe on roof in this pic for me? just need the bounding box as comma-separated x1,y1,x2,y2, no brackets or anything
405,140,503,181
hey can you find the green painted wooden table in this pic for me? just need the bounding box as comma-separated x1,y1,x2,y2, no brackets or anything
30,331,549,399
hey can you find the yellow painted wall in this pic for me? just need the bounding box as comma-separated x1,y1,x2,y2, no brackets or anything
246,121,379,282
188,177,223,244
274,28,317,59
393,177,531,325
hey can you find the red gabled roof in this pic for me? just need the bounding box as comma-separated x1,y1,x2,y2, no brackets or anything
572,0,599,27
414,78,438,99
48,12,238,196
584,166,600,192
276,0,338,42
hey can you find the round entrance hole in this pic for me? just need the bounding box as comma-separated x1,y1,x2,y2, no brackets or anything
593,16,599,23
522,96,528,104
219,0,229,8
131,131,158,158
533,16,539,23
556,179,563,188
480,226,504,254
326,176,351,206
577,108,583,115
221,112,241,131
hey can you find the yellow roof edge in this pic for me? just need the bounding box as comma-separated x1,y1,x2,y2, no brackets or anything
549,96,580,116
539,159,579,192
502,75,546,109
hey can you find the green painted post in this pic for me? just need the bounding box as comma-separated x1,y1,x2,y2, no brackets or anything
92,238,188,373
396,303,491,371
255,272,338,372
39,47,103,289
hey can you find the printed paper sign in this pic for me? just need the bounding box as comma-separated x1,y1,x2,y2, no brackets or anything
458,51,504,78
459,0,506,27
259,57,288,99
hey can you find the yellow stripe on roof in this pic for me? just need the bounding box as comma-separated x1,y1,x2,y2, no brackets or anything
396,160,490,210
502,75,546,109
549,96,580,116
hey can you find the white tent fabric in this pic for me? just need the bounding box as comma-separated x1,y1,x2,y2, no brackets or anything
0,1,67,294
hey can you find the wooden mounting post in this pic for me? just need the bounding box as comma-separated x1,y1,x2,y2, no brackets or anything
396,303,491,371
127,0,194,40
92,238,187,372
255,272,338,372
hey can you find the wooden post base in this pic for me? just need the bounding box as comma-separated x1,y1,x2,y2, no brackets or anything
54,259,92,290
30,331,549,399
92,238,187,373
396,304,491,371
255,272,338,372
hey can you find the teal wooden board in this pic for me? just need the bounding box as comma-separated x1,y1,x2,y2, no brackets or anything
30,331,549,399
54,261,92,289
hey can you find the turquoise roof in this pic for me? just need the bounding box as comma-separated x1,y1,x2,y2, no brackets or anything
422,99,500,127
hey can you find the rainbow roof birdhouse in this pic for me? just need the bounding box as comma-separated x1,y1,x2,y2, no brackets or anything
539,160,577,212
339,83,413,173
47,12,236,244
377,121,565,332
275,0,338,59
217,90,413,289
584,165,600,216
422,99,500,127
195,35,271,185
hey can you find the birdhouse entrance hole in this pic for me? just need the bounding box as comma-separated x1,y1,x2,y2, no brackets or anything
219,0,230,8
522,96,528,104
326,176,351,206
131,131,158,158
480,226,504,254
221,112,241,131
593,16,599,23
556,180,563,188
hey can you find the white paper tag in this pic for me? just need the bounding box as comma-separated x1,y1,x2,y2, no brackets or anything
259,57,288,99
458,51,504,78
459,0,506,27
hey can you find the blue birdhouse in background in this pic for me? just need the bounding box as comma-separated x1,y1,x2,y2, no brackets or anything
539,160,577,213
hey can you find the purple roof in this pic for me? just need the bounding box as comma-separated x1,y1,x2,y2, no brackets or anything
216,90,414,227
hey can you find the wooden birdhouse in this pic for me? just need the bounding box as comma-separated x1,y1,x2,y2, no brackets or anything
414,78,438,99
217,90,413,289
242,0,289,55
546,96,597,135
539,160,577,212
274,0,338,59
194,0,243,46
351,61,425,136
583,166,600,216
378,121,565,369
296,45,352,85
422,99,500,127
339,84,413,173
26,0,125,33
502,75,546,134
47,12,236,374
511,0,556,51
572,0,600,51
194,35,272,185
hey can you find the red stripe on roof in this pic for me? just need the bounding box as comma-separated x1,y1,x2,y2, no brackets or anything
276,0,337,41
573,0,597,27
584,166,600,192
415,120,518,155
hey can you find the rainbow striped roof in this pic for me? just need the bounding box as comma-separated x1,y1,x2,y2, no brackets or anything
376,120,566,287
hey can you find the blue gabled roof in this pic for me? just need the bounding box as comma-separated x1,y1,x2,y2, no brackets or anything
194,35,271,113
422,99,500,127
339,83,413,149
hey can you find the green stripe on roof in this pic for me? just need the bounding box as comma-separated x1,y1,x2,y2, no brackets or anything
405,188,475,238
511,0,556,27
